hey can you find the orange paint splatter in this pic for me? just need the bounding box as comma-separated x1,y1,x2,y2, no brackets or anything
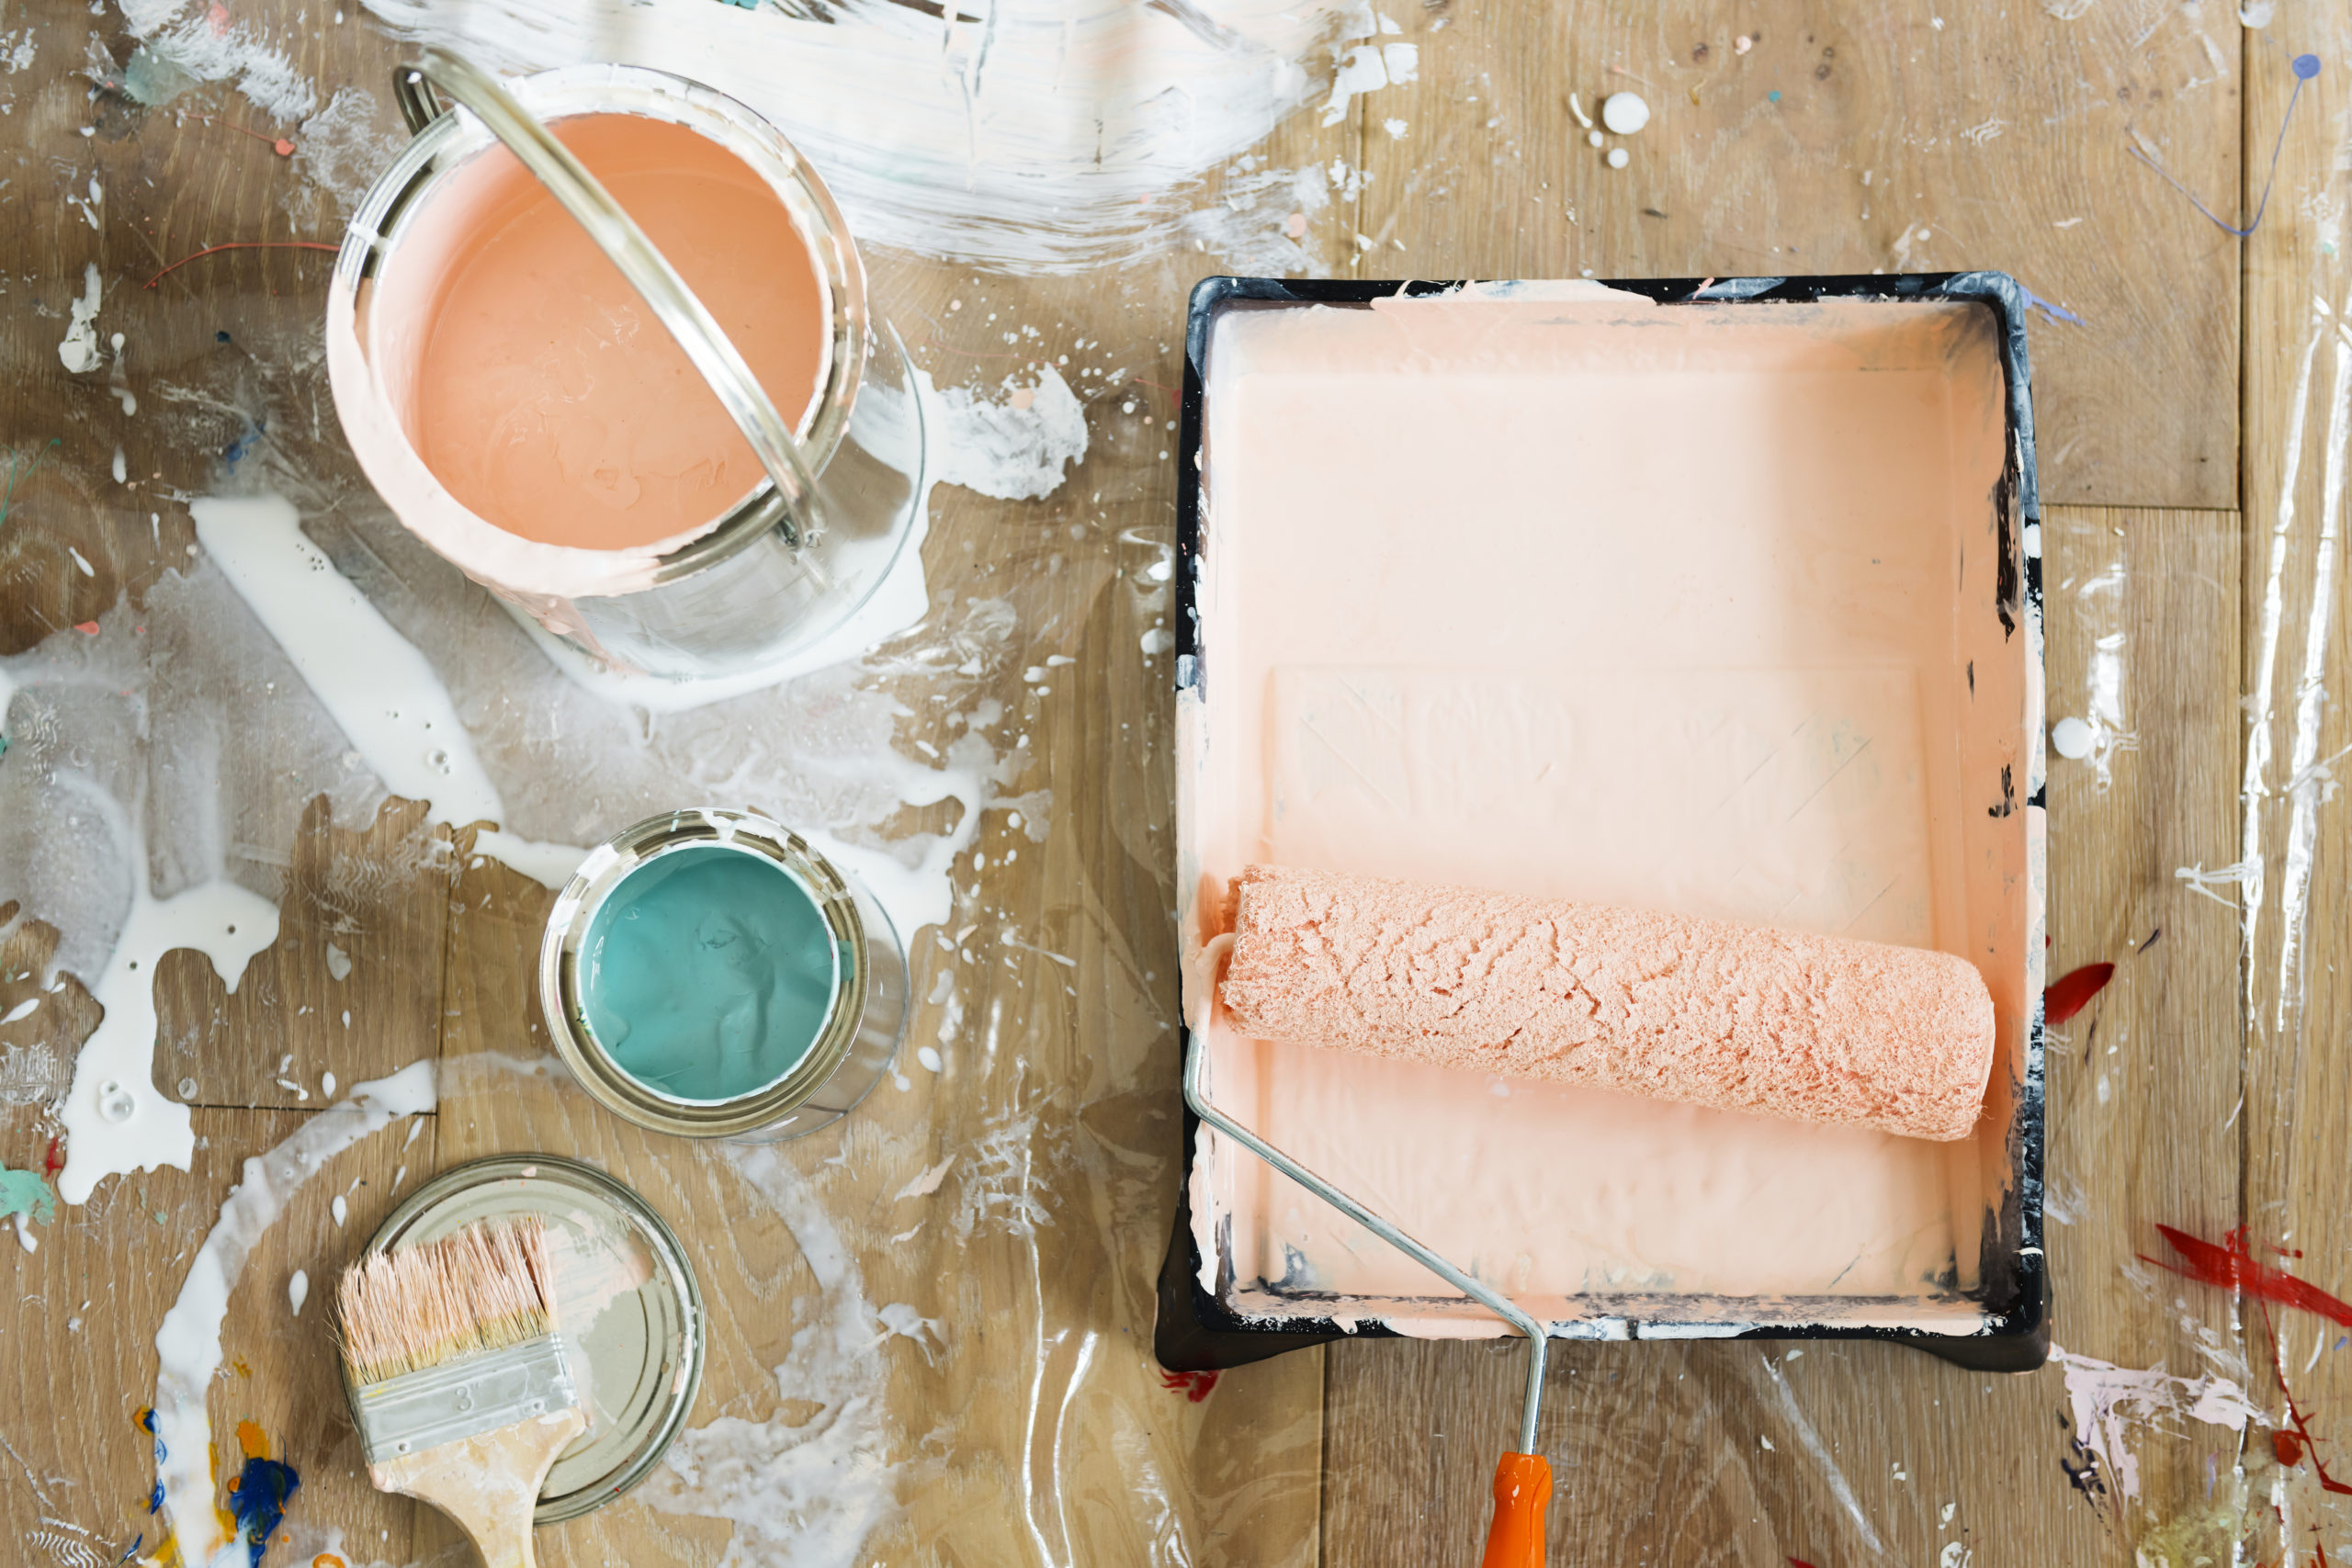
74,622,99,635
235,1418,269,1459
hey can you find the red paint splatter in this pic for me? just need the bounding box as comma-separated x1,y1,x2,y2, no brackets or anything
2143,1225,2352,1328
41,1137,62,1179
74,622,100,635
2044,962,2115,1026
2151,1224,2352,1497
1159,1369,1218,1403
1788,1559,1819,1568
144,242,338,290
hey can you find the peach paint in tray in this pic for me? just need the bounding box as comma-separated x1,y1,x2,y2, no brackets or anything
1157,276,2048,1373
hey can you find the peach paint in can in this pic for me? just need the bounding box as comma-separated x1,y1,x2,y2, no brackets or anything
327,62,925,683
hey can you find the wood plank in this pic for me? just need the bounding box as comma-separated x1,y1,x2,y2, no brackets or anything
2239,16,2352,1563
1316,504,2245,1565
0,1102,427,1568
1346,0,2241,508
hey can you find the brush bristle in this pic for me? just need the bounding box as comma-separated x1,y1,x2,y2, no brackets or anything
336,1215,560,1389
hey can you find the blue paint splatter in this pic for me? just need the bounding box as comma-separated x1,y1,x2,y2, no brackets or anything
222,419,266,468
227,1454,300,1566
2015,283,2086,327
1768,89,1781,103
2129,51,2319,236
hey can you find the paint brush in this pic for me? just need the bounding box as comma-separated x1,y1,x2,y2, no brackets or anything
334,1216,586,1568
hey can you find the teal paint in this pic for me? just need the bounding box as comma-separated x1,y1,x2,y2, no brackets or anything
0,1165,55,1227
580,844,837,1102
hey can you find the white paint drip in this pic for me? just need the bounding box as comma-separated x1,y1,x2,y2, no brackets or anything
57,264,103,375
2273,324,2352,1033
928,367,1090,502
360,0,1394,273
151,1062,435,1568
190,494,583,887
640,1142,903,1565
2051,1346,2265,1499
56,777,279,1207
287,1268,308,1316
115,0,319,121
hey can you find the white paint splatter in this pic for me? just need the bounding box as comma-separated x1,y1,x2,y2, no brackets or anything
2051,1346,2265,1499
928,368,1090,502
152,1062,435,1568
0,998,36,1026
55,777,279,1206
287,1268,308,1315
323,942,351,981
56,264,103,374
2176,859,2258,908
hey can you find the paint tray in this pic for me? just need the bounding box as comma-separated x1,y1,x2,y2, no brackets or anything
1157,275,2047,1374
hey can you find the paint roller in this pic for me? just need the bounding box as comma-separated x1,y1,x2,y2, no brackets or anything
1182,863,1997,1566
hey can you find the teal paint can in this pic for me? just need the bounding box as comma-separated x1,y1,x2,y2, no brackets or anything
541,809,905,1139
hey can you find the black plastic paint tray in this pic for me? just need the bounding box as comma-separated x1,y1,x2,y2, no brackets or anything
1156,274,2048,1376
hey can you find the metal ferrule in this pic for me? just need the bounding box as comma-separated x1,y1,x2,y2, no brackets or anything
354,1333,581,1466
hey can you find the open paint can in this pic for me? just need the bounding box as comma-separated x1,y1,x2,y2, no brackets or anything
327,54,925,682
353,1154,705,1522
540,808,906,1140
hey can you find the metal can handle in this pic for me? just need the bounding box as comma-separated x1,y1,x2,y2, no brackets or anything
397,49,830,557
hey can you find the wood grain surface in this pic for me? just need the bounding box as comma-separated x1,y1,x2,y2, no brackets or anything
0,0,2343,1563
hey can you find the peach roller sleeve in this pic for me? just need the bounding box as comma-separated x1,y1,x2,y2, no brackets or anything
1217,863,1996,1142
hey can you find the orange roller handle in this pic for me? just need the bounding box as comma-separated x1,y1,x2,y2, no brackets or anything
1479,1451,1552,1568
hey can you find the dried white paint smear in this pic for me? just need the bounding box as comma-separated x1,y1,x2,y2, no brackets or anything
2051,1347,2265,1500
360,0,1400,272
115,0,319,121
151,1063,435,1568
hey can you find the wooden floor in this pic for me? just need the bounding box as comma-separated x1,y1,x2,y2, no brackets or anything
0,0,2346,1562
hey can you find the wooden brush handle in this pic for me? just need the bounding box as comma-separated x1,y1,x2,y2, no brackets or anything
370,1407,587,1568
1480,1451,1553,1568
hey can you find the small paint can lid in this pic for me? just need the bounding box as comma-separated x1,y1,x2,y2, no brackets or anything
354,1154,705,1523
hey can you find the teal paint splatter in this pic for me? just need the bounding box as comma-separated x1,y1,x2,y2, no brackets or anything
0,1165,55,1227
227,1453,300,1565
